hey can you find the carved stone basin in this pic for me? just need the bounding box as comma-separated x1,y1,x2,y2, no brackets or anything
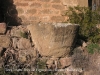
27,23,79,57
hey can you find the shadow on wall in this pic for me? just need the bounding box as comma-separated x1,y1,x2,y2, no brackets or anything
0,0,22,26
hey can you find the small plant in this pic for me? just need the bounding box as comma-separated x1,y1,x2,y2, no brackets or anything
34,59,55,75
20,31,28,39
36,59,46,69
65,6,100,43
87,43,100,54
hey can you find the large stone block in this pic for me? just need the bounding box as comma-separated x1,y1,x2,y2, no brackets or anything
16,2,28,6
77,0,88,7
62,0,78,6
30,3,42,8
52,4,64,10
18,48,37,63
27,23,79,57
62,0,88,7
51,16,65,22
26,9,37,14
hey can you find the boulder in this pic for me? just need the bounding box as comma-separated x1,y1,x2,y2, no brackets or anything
27,23,79,57
0,23,6,34
46,59,54,65
11,26,28,37
18,48,37,63
0,35,11,48
46,57,59,69
17,38,31,49
60,57,72,68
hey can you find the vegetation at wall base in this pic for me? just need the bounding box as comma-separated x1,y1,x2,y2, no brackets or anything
35,59,55,75
64,6,100,54
65,6,100,43
87,43,100,54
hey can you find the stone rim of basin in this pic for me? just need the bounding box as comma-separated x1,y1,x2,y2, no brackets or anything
53,23,79,27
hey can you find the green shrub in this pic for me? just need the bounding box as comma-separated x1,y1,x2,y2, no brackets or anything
20,31,28,39
87,43,100,54
65,6,100,43
35,59,54,75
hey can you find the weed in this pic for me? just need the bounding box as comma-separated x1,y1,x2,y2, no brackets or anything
65,6,100,43
87,43,100,54
20,31,28,39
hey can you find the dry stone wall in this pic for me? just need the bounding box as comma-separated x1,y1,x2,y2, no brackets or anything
14,0,88,24
0,22,98,75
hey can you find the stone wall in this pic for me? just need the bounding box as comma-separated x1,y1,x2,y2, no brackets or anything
13,0,88,24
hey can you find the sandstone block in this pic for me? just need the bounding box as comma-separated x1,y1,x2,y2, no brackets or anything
52,4,64,10
39,9,52,14
30,3,42,8
39,0,50,2
29,16,39,21
11,26,28,37
25,0,35,1
40,16,50,22
26,9,37,14
46,59,54,65
51,16,65,22
16,2,28,6
60,57,72,68
27,23,79,57
77,0,88,7
18,48,37,63
51,0,61,3
43,4,51,8
0,35,11,48
0,23,6,34
17,38,31,49
62,0,78,6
